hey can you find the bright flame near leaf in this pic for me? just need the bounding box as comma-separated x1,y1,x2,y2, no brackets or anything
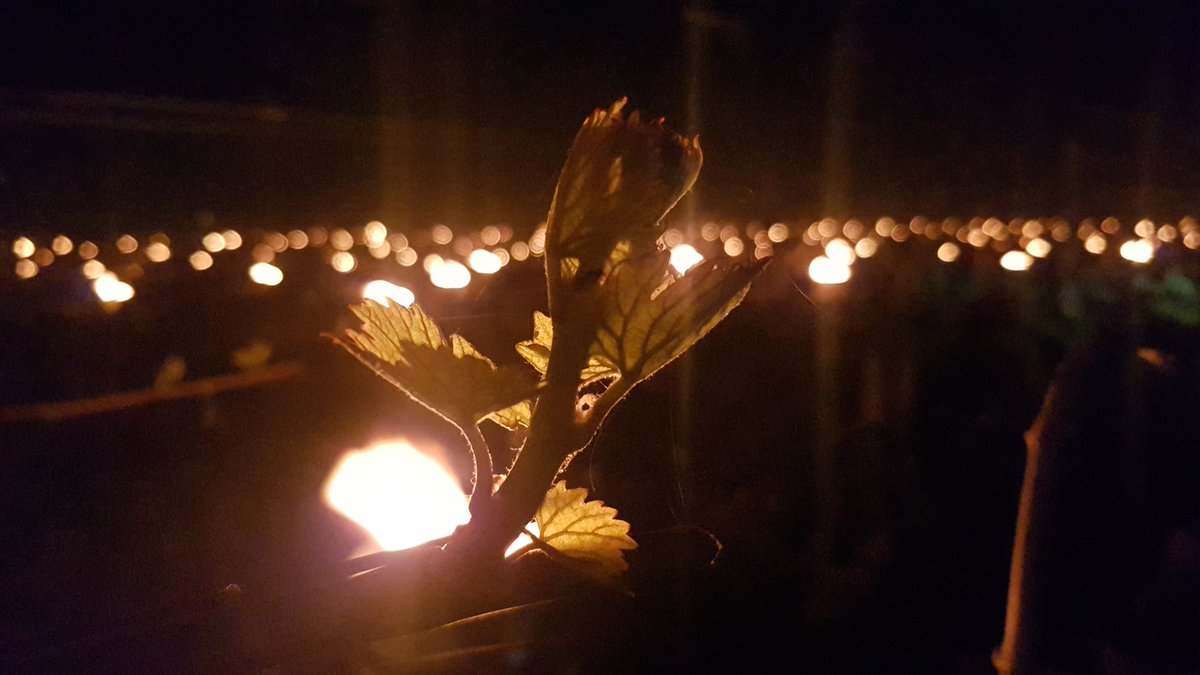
506,521,540,557
669,244,704,274
248,262,284,286
324,441,471,552
362,280,415,307
808,255,851,285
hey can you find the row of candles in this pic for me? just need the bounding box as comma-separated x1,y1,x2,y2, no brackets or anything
2,215,1197,306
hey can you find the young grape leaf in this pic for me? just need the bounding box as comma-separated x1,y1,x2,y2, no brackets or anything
516,311,617,384
534,481,637,577
592,250,766,386
485,399,532,430
340,301,535,425
546,99,702,277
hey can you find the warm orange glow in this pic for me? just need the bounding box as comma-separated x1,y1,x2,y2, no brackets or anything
669,244,704,273
248,261,284,286
396,247,418,266
51,235,73,256
116,235,138,254
189,250,213,271
144,242,171,263
1025,237,1051,259
767,223,790,242
429,257,471,289
15,259,38,279
431,224,454,245
528,226,547,256
362,280,415,307
12,236,34,259
824,238,856,265
93,272,134,302
854,238,878,259
937,242,961,262
661,228,685,248
331,251,357,273
1119,239,1154,264
510,241,530,261
808,255,852,284
324,440,470,552
999,250,1033,271
1134,219,1155,238
481,225,501,246
1084,233,1107,255
364,221,388,247
202,232,227,253
222,230,243,250
723,238,745,257
330,228,354,251
287,229,309,249
81,260,106,279
468,248,503,274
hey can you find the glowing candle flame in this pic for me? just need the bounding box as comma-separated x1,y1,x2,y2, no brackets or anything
668,244,704,274
362,280,415,307
324,441,470,552
808,255,851,285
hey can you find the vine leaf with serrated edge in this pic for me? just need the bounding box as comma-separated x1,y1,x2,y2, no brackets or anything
516,311,618,384
337,301,535,426
591,248,766,387
532,481,637,578
546,98,703,278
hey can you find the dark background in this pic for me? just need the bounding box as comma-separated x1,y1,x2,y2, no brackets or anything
1,2,1198,673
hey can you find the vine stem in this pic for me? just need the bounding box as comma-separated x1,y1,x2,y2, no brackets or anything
461,421,494,517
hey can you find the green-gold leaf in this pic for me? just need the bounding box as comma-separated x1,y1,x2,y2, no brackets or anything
340,301,535,425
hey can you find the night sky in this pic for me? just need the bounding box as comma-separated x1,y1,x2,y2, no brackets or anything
2,1,1199,238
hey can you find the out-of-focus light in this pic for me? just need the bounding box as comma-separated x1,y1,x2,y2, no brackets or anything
492,248,511,266
662,228,685,248
431,224,454,245
363,280,415,308
396,247,418,266
189,250,213,271
144,242,171,262
506,521,540,558
701,222,720,242
364,221,388,247
854,238,878,259
82,260,106,279
368,242,392,259
248,261,284,286
843,220,865,240
265,232,288,253
149,232,170,246
809,255,851,285
468,248,503,274
430,258,471,289
287,229,309,249
669,244,705,274
423,253,442,273
1084,233,1107,255
32,248,54,267
723,237,745,257
452,237,474,257
1101,217,1120,235
330,228,354,251
222,230,243,250
93,272,134,302
202,232,227,253
1050,221,1072,242
824,238,856,265
1119,239,1154,264
1184,231,1200,250
15,259,38,279
967,229,990,248
12,237,35,259
387,233,409,251
528,226,547,256
1157,225,1177,243
937,242,961,262
875,217,896,237
1000,250,1034,271
252,244,276,263
481,225,501,246
768,223,790,243
754,245,772,260
719,224,740,242
308,226,329,247
51,235,73,256
1134,219,1155,238
116,235,138,254
890,226,910,243
324,440,470,552
331,251,357,273
510,241,530,261
1021,220,1044,239
1025,237,1051,259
